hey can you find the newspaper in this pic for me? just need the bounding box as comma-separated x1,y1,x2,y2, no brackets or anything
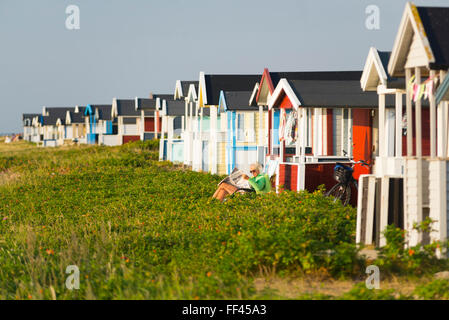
218,167,251,189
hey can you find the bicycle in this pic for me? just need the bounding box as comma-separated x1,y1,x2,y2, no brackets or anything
325,157,370,206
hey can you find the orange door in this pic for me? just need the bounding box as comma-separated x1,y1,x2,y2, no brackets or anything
352,109,373,180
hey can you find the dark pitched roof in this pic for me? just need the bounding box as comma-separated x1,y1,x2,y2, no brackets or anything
116,99,140,116
68,111,86,124
150,93,174,101
23,113,39,126
287,79,397,108
46,107,75,120
46,107,75,115
376,51,405,88
42,107,75,125
96,105,113,120
40,115,58,126
86,105,113,121
22,113,39,121
417,6,449,69
136,98,157,111
269,71,363,89
204,74,260,106
76,106,86,114
65,106,86,124
165,100,185,116
181,81,199,96
377,51,391,72
222,91,257,111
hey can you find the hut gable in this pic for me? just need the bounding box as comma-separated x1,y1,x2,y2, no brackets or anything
388,3,449,76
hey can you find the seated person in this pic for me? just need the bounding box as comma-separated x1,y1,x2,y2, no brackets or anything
212,162,271,201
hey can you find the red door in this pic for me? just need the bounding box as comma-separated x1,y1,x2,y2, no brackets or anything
122,135,141,144
401,108,431,156
352,109,373,180
144,118,155,132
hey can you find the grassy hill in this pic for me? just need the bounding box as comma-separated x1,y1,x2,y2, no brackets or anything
0,140,448,300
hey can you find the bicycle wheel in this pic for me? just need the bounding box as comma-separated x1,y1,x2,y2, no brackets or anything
341,184,351,206
326,183,351,205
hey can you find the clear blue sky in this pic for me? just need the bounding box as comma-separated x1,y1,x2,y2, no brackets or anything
0,0,448,133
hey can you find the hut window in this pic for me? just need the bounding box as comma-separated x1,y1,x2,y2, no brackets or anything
246,113,255,143
306,109,312,148
284,110,297,155
237,113,245,141
173,116,183,138
272,110,280,156
341,109,353,157
123,118,137,124
333,109,342,155
174,116,182,130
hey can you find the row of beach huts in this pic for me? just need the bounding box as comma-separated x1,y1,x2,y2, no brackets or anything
21,3,449,252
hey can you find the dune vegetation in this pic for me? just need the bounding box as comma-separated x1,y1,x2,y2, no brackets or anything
0,139,448,300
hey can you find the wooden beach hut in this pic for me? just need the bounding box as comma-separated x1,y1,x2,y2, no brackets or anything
112,98,141,145
64,106,87,144
267,72,391,200
84,104,115,145
218,90,266,174
22,114,39,142
31,115,43,144
40,115,58,147
135,96,162,141
250,68,375,171
195,72,260,174
159,98,186,162
174,80,199,167
357,47,409,247
41,107,76,147
357,2,449,252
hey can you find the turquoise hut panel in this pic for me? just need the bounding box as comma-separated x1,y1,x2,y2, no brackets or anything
273,110,280,147
172,142,184,163
202,117,210,132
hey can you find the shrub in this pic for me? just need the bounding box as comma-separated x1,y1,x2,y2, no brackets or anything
121,140,160,152
0,156,17,171
414,279,449,300
2,143,448,299
375,222,449,276
0,144,364,299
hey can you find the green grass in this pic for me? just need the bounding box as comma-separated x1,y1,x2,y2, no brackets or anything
0,141,448,300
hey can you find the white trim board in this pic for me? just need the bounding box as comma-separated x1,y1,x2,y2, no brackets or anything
267,79,302,110
361,47,389,91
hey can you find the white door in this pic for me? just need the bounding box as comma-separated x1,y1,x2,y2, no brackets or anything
123,124,138,135
66,126,73,139
202,141,209,172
